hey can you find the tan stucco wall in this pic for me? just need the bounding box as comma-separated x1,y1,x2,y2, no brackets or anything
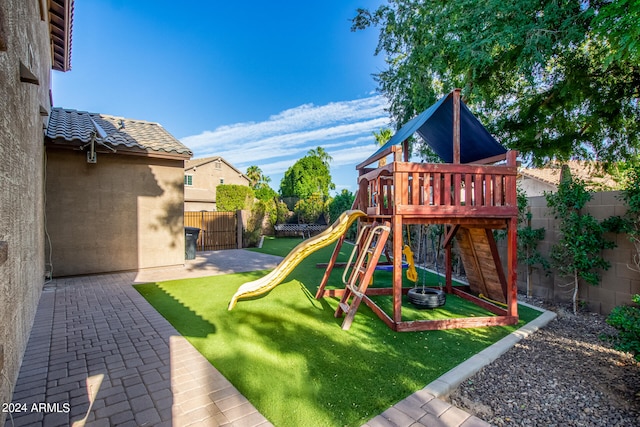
184,201,216,211
45,149,186,276
0,0,51,412
184,160,250,211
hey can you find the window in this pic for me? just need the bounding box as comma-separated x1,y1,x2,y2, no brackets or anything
219,178,224,184
215,161,222,169
184,175,193,186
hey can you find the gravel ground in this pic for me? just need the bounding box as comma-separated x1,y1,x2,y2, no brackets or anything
447,296,640,426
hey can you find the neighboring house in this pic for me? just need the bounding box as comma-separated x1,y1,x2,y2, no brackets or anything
518,161,619,197
45,108,192,276
0,0,73,415
184,156,251,211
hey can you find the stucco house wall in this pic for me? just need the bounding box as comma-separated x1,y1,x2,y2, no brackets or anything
45,149,186,276
518,161,618,197
518,175,555,197
184,156,250,211
0,0,57,413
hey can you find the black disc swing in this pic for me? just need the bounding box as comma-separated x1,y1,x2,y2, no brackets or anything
406,225,446,309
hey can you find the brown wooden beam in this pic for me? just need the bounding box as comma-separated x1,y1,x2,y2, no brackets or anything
396,315,518,332
453,88,461,164
442,224,460,248
363,296,397,330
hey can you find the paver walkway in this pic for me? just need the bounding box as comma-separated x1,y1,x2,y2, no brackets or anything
5,249,554,427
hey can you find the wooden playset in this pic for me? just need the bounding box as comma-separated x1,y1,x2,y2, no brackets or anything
315,89,519,331
231,89,519,332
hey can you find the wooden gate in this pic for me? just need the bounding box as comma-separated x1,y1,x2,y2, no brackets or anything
184,211,237,251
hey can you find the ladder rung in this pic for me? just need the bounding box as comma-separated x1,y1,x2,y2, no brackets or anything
339,302,350,313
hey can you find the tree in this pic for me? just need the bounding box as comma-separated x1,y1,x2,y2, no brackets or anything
372,128,393,166
516,187,549,297
279,155,335,201
545,169,615,314
307,146,333,167
372,128,393,145
245,165,262,188
254,185,277,201
294,193,328,224
614,162,640,272
328,189,355,223
245,165,271,189
352,0,640,166
245,165,277,201
329,189,356,240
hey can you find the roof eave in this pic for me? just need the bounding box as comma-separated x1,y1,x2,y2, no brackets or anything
45,138,192,161
49,0,74,72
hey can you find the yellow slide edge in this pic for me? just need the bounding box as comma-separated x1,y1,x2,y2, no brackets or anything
228,209,366,310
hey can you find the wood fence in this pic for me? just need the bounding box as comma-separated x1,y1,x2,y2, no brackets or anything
184,211,237,251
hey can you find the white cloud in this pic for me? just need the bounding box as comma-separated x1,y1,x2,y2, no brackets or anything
330,143,381,166
181,95,392,192
181,95,390,164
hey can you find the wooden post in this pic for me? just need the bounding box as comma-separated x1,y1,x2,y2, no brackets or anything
393,168,404,326
315,233,346,299
236,210,244,249
453,88,461,164
443,225,458,294
445,243,453,293
200,211,205,251
393,214,403,326
402,139,410,162
507,216,518,317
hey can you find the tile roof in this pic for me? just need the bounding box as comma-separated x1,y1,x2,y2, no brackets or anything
185,156,248,178
185,156,224,169
519,161,619,191
46,108,192,159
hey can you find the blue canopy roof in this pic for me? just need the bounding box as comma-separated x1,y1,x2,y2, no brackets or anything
367,91,506,164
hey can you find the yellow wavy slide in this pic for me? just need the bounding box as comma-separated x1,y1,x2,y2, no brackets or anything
228,209,366,310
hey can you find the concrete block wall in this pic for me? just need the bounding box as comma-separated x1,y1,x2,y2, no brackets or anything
514,191,640,314
0,0,51,414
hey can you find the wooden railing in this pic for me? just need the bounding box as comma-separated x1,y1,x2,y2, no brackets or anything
357,161,518,219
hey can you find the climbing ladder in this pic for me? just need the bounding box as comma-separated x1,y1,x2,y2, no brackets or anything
335,222,391,330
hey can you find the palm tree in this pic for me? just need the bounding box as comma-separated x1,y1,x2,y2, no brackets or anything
373,128,393,166
245,165,263,189
307,146,333,167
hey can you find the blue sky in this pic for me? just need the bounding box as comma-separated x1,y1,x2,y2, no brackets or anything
52,0,390,194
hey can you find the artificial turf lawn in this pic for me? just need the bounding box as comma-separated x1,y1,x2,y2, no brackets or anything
136,237,542,427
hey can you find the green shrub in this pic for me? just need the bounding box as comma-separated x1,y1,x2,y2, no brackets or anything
217,185,254,211
275,199,290,225
293,193,328,224
244,199,267,247
255,185,278,201
606,294,640,361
